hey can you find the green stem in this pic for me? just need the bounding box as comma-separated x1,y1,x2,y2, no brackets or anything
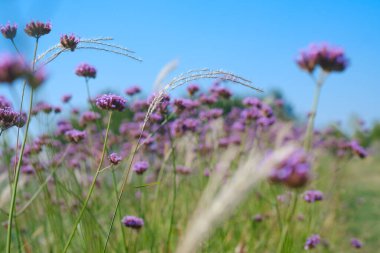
63,111,113,253
304,72,327,152
102,138,143,252
5,39,39,253
166,131,177,252
6,88,34,253
11,39,21,55
111,169,128,252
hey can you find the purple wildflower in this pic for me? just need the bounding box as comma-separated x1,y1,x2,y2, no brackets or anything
125,86,141,96
304,234,321,250
0,107,25,132
269,149,311,188
80,111,100,126
348,141,368,159
133,161,149,175
60,34,80,51
296,43,349,73
65,129,86,143
0,95,12,108
318,44,348,72
26,68,46,89
61,94,72,103
24,21,51,38
121,215,144,229
176,165,191,175
1,22,17,39
296,44,320,73
75,63,97,79
243,97,262,108
187,84,200,96
252,214,264,223
303,190,324,203
21,165,34,175
351,238,363,249
95,94,126,111
108,153,122,165
0,54,29,84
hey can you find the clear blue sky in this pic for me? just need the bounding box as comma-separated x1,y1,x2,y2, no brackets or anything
1,0,379,128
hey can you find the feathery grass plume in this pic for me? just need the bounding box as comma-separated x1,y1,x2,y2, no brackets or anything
102,69,263,252
175,144,299,253
36,37,141,65
144,69,262,129
153,59,179,91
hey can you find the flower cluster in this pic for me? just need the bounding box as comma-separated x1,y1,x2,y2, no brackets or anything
121,215,144,229
108,153,122,165
297,43,349,73
351,238,363,249
125,85,141,96
0,54,28,83
24,21,51,38
303,190,324,203
0,22,17,39
60,34,80,51
65,129,86,143
0,107,26,132
133,161,149,175
269,149,311,188
304,234,321,250
75,63,97,79
95,94,126,111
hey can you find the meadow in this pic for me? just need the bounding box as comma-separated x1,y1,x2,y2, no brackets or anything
0,20,378,253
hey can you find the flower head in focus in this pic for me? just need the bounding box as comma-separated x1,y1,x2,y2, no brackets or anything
1,22,17,40
24,21,51,39
60,34,80,51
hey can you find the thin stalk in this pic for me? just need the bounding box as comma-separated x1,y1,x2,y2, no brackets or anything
102,135,144,253
277,192,299,253
166,131,177,252
11,39,21,55
304,72,327,151
63,111,113,253
6,88,35,253
85,78,93,108
6,38,39,252
13,37,39,177
111,169,128,252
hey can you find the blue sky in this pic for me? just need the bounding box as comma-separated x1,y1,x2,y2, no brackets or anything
1,0,379,128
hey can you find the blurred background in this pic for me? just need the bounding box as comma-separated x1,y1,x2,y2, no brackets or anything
1,0,379,129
